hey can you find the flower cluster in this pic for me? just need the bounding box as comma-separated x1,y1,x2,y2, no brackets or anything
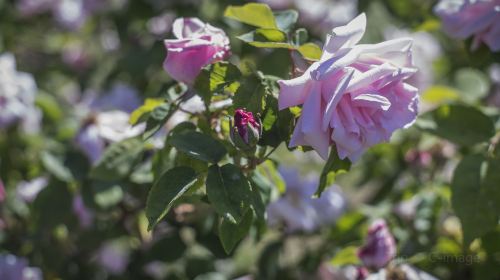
434,0,500,51
278,14,419,162
0,53,40,134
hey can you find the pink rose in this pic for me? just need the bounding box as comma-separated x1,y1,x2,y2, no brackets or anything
163,17,230,85
434,0,500,51
357,219,396,269
278,14,418,161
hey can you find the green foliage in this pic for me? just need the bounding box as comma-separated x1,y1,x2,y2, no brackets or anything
317,148,351,196
90,138,145,181
224,3,278,29
168,130,227,163
194,62,242,106
226,3,322,60
129,98,165,125
206,164,253,224
219,210,254,254
451,154,499,246
145,166,198,230
41,152,74,182
233,74,268,114
422,104,495,146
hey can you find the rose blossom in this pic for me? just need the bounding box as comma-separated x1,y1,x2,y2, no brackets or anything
384,28,442,91
163,17,230,85
434,0,500,51
357,219,396,269
278,14,418,161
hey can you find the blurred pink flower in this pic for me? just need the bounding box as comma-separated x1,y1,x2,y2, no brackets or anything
147,12,176,37
434,0,500,51
0,254,43,280
0,179,5,202
17,0,103,30
16,177,48,203
0,53,41,134
357,219,396,269
278,14,418,161
76,111,145,164
163,17,230,85
96,240,130,275
73,194,93,228
266,168,346,232
74,83,144,164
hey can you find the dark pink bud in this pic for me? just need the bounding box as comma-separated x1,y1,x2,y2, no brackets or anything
357,219,396,269
234,109,260,141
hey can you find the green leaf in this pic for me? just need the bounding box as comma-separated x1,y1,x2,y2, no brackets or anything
237,31,294,49
92,181,124,209
194,62,242,105
297,43,322,61
423,105,495,146
330,246,360,266
451,155,498,246
260,97,294,147
421,86,459,104
90,138,144,181
484,153,500,215
146,167,198,230
35,93,63,121
219,210,253,254
273,10,298,32
41,152,74,182
233,75,268,114
317,147,351,196
255,28,287,42
224,3,277,29
34,181,72,229
454,68,490,103
206,164,253,224
168,130,227,163
143,103,171,139
129,98,165,125
294,28,308,45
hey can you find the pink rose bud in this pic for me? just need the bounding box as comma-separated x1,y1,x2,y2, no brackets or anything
230,109,262,152
163,17,231,85
434,0,500,52
278,14,418,162
357,219,396,269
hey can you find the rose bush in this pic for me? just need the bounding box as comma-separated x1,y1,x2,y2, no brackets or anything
0,1,499,279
